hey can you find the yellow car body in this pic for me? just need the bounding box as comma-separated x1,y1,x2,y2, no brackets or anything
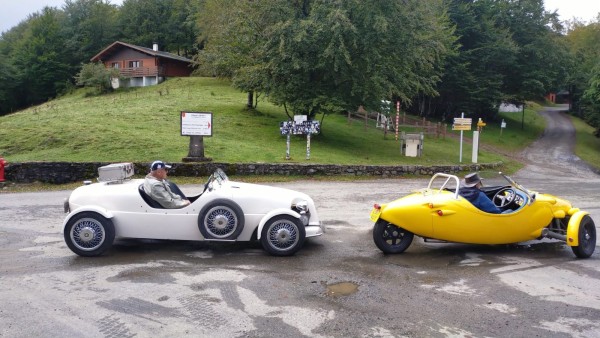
371,173,596,258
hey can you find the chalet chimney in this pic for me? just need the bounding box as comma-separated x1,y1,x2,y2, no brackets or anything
153,43,158,51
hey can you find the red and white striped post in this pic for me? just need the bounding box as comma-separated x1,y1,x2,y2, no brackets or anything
395,100,400,141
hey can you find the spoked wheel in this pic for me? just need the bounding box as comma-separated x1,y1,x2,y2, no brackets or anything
198,199,245,240
372,219,414,254
260,215,306,256
64,212,115,257
571,215,596,258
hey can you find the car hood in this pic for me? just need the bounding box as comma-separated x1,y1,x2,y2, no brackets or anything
221,181,316,213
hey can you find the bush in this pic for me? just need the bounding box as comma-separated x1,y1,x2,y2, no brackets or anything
75,62,120,94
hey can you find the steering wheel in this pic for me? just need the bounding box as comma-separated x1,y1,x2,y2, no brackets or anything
492,188,516,208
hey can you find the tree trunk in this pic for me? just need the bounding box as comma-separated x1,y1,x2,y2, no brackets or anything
247,91,254,108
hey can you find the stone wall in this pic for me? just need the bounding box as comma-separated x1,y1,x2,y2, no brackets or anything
4,161,503,184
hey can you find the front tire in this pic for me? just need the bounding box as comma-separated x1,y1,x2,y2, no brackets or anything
571,215,596,258
373,219,414,254
260,215,306,256
64,212,115,257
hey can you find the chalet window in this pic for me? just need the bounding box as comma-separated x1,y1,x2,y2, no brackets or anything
111,62,120,68
129,61,141,68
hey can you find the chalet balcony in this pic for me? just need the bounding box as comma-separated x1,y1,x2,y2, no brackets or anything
117,66,164,78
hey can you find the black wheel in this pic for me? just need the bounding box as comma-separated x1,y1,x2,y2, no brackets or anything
64,212,115,257
571,215,596,258
198,199,244,240
372,219,414,254
260,215,306,256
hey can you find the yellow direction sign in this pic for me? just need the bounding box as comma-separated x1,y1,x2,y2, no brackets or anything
452,117,472,131
452,124,472,131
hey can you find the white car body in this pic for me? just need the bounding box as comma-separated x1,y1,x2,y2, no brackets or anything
63,169,323,256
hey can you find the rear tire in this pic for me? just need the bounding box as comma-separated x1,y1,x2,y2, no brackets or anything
571,215,596,258
372,219,414,254
198,199,244,240
64,212,115,257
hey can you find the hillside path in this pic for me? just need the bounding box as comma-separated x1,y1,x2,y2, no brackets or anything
515,104,598,179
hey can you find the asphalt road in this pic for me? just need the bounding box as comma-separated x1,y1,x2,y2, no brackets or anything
1,106,599,338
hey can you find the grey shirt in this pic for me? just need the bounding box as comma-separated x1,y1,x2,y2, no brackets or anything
143,174,188,208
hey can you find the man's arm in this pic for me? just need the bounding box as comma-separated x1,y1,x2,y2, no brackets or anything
151,183,189,208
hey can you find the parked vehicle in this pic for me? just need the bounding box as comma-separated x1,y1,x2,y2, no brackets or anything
370,172,596,258
63,168,323,257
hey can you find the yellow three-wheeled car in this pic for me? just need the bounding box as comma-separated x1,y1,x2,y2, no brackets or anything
370,173,596,258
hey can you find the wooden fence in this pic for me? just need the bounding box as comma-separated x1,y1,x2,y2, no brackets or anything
347,107,447,139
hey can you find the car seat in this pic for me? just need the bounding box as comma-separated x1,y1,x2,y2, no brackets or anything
138,184,164,209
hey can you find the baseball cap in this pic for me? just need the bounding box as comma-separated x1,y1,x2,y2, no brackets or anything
150,160,172,171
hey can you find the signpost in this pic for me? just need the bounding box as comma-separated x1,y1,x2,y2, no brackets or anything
452,114,472,163
473,118,486,163
395,101,400,141
280,116,321,160
181,111,213,162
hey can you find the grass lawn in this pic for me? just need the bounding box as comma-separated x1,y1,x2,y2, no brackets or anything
2,77,596,182
1,77,539,166
571,116,600,171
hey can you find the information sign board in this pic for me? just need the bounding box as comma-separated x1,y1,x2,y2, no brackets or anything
453,117,472,125
294,115,307,123
181,111,213,136
452,117,472,131
280,120,321,135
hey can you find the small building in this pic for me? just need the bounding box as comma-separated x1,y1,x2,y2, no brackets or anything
91,41,194,88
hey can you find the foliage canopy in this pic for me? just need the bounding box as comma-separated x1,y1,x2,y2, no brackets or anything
0,0,599,137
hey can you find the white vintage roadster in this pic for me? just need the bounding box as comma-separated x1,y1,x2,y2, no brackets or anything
63,168,323,257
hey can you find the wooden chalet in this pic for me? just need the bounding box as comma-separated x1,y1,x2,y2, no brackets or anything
91,41,194,88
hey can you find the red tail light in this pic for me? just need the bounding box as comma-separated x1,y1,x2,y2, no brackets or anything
373,204,381,210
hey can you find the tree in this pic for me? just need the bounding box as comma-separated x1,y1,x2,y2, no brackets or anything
196,0,291,108
10,8,72,105
62,0,120,64
415,0,571,121
197,0,455,118
582,65,600,136
118,0,201,56
75,62,119,93
567,20,600,134
423,0,516,119
0,57,18,115
493,0,569,103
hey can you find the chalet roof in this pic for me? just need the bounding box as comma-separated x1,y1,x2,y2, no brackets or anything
90,41,192,63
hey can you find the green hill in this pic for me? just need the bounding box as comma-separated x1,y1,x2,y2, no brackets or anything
0,77,546,168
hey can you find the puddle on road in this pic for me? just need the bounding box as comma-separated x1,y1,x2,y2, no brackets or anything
324,281,359,297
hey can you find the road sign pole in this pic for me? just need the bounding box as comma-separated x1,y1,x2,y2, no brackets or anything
459,113,464,162
306,134,311,160
459,130,463,163
472,130,479,163
286,132,291,160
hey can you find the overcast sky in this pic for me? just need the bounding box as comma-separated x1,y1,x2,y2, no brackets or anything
1,0,599,34
0,0,124,33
